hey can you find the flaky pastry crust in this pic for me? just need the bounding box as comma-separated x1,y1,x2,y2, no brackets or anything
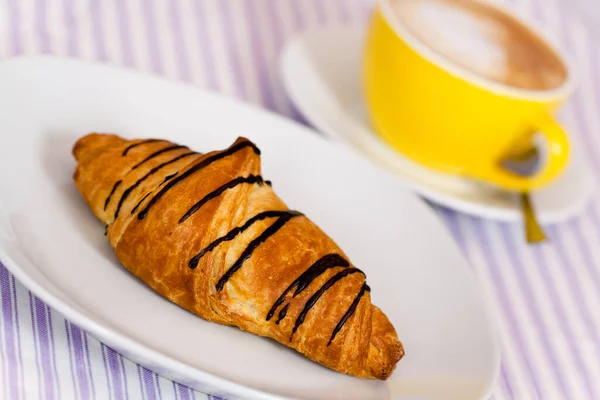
72,133,404,379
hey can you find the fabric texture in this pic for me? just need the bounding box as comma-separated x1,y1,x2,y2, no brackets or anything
0,0,599,399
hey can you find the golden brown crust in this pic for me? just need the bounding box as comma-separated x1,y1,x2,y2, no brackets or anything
73,132,403,379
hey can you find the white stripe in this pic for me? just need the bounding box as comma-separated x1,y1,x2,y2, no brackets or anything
201,0,237,96
0,276,9,400
0,2,8,59
19,0,40,54
150,0,179,80
125,0,152,72
99,0,124,65
178,0,208,88
121,355,143,399
226,0,263,105
15,287,37,398
45,0,67,56
70,0,95,60
251,1,293,114
86,336,108,400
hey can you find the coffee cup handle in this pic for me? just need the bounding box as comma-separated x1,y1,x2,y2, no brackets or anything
485,117,570,191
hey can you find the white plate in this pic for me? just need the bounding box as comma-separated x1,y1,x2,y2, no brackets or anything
280,27,596,224
0,57,499,400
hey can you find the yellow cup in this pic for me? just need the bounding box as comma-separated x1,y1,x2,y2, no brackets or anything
364,0,574,191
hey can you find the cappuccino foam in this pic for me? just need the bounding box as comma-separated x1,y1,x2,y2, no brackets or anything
391,0,567,91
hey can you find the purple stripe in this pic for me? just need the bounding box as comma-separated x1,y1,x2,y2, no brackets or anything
189,387,195,400
177,383,190,400
83,333,97,399
10,276,25,394
191,0,219,90
101,344,113,400
289,0,306,29
0,267,7,399
556,218,600,315
337,0,351,23
0,274,10,399
119,354,130,400
530,245,595,398
546,226,600,379
217,0,248,99
167,0,192,82
136,365,146,400
471,218,543,399
70,323,91,399
105,346,125,400
243,1,276,110
28,292,43,398
141,0,164,74
172,382,179,400
63,0,78,57
154,372,163,400
64,321,80,398
442,212,514,399
114,0,135,67
265,0,294,114
359,0,374,19
6,0,23,55
285,0,312,125
436,207,467,253
141,366,157,400
311,0,327,24
34,0,51,53
35,297,56,399
550,9,600,396
0,265,19,400
498,225,570,398
90,0,108,61
47,307,62,398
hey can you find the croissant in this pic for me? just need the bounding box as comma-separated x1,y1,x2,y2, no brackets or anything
72,133,404,379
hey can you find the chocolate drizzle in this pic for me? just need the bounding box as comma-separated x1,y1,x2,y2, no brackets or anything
113,151,196,219
215,211,302,291
104,180,122,211
137,140,260,220
327,283,370,346
276,304,289,325
162,173,177,184
179,175,266,224
122,139,162,156
110,137,371,347
189,210,302,269
291,268,364,339
131,192,152,215
131,145,187,170
266,254,349,321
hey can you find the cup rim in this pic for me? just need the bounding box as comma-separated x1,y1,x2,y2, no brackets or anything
377,0,576,101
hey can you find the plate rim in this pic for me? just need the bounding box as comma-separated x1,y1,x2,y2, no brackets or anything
279,27,596,225
0,55,501,400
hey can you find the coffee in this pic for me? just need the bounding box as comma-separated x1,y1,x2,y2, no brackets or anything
390,0,567,91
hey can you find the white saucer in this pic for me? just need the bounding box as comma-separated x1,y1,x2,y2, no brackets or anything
280,27,595,223
0,57,498,400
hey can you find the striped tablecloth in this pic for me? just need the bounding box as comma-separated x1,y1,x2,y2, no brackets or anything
1,0,600,399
